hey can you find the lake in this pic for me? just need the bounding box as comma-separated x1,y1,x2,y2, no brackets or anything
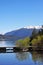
0,41,43,65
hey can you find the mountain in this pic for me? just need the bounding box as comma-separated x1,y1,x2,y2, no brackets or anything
5,28,33,37
0,34,4,41
24,26,42,29
4,26,42,41
4,28,33,41
0,26,42,41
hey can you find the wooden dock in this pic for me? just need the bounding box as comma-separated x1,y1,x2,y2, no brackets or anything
0,46,43,53
0,46,24,53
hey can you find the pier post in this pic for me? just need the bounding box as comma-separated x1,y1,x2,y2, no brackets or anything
0,47,6,53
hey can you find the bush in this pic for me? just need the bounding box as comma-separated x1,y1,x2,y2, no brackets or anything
31,35,43,50
16,37,30,48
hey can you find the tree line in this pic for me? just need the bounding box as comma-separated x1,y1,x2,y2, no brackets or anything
16,25,43,50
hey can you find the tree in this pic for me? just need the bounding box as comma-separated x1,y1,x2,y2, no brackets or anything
41,25,43,34
31,35,43,50
38,25,43,35
16,37,30,48
30,28,37,42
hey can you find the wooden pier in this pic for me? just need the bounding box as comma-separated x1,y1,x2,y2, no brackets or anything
0,46,24,53
0,46,43,53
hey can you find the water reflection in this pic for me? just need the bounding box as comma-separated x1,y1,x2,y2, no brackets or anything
0,51,43,65
0,41,43,65
16,52,29,61
32,51,43,64
16,51,43,64
0,41,15,47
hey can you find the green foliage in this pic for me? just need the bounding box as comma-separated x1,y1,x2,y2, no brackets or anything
31,35,43,50
16,28,43,50
31,35,43,45
16,37,30,47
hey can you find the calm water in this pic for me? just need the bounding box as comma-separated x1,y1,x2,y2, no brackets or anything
0,41,43,65
0,41,15,47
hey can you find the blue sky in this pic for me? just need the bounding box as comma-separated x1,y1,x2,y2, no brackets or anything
0,0,43,34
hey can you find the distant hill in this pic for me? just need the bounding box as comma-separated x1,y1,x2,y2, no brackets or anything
4,29,40,41
0,26,42,41
0,34,4,41
5,28,33,37
4,28,33,41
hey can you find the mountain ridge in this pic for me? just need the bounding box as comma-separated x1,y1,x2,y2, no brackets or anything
0,25,43,41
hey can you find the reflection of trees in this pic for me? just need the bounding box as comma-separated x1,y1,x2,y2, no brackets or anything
32,52,43,63
16,51,43,65
16,52,29,61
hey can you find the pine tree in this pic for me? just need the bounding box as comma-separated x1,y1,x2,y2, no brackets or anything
30,28,37,42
